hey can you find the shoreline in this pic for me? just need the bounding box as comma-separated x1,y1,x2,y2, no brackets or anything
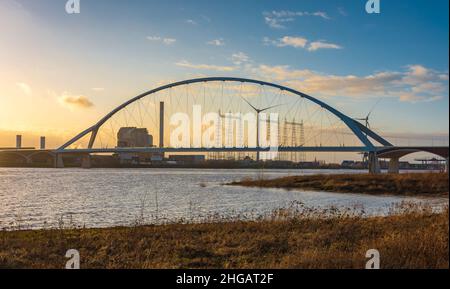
229,172,449,197
0,162,445,171
0,207,447,269
0,165,442,172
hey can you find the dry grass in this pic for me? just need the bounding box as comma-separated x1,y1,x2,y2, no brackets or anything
230,173,449,196
0,205,448,269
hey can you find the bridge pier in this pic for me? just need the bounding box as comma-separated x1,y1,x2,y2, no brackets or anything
81,154,92,169
368,151,381,174
388,157,400,174
54,154,64,168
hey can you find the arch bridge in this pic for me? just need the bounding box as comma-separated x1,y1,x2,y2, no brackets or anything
2,77,449,173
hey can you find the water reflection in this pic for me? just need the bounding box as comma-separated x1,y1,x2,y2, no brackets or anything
0,168,447,230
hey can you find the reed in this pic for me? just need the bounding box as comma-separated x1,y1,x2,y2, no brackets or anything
0,203,447,269
229,172,449,196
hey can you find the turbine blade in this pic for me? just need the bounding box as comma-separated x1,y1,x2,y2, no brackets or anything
259,103,285,112
241,97,258,111
367,98,382,118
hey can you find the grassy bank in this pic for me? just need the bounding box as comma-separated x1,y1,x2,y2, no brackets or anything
229,173,449,196
0,206,448,269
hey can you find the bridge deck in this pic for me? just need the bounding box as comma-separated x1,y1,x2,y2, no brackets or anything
376,146,449,159
1,146,448,157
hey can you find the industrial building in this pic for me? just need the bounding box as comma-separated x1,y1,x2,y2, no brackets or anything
117,127,153,148
115,102,165,165
116,127,158,164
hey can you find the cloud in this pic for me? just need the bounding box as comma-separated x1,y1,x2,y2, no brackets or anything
256,65,316,80
175,60,235,72
146,36,161,41
207,39,225,46
146,36,176,45
277,36,308,48
308,41,343,51
252,64,448,103
172,56,446,103
338,7,348,16
264,36,342,51
201,15,211,22
263,10,330,29
407,65,429,78
311,12,330,19
267,10,330,19
92,87,105,91
174,52,248,72
231,52,250,65
264,16,294,29
399,93,442,103
162,38,176,45
186,19,197,25
58,93,94,109
264,36,308,48
16,82,32,95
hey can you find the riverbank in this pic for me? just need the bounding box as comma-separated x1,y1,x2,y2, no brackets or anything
229,173,449,196
0,206,448,269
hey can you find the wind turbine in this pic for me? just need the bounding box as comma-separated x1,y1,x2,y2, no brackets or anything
355,98,382,163
355,98,382,129
241,97,284,162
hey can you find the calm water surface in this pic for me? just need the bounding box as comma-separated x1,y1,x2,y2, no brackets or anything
0,168,447,230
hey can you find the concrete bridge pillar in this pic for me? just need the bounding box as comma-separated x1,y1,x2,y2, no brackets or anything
368,151,381,174
388,157,400,174
54,154,64,168
81,154,92,169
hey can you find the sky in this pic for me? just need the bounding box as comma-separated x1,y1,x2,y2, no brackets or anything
0,0,449,152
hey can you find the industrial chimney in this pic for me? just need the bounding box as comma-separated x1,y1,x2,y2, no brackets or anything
16,135,22,149
40,136,46,150
159,101,164,148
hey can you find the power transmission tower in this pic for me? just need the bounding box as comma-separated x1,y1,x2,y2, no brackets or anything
291,118,297,162
283,118,289,161
299,120,306,162
283,119,306,163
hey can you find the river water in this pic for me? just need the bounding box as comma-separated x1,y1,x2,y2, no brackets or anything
0,168,447,230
